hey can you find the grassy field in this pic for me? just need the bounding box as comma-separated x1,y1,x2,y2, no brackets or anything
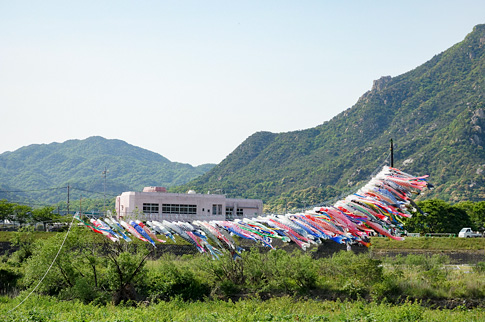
0,231,53,243
0,230,182,244
1,230,485,321
370,236,485,250
1,295,484,322
2,231,484,249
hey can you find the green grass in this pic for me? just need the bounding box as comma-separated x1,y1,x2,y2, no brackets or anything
1,295,484,322
0,230,185,245
2,231,483,249
370,236,485,250
0,231,54,243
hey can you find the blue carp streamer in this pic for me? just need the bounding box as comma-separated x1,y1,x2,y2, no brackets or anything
75,167,431,258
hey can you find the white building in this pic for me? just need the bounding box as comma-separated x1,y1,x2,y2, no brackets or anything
115,187,263,222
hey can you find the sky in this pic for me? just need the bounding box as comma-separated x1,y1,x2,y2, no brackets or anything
1,1,484,166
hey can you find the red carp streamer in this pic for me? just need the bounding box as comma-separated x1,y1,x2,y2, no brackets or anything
75,166,431,257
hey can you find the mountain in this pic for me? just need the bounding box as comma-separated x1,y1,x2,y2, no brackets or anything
0,136,215,204
176,24,485,212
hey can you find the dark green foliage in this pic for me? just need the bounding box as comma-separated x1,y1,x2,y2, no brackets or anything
0,199,15,222
0,200,61,230
107,250,150,305
22,227,151,305
319,251,383,299
8,226,36,264
474,261,485,274
243,249,318,295
0,136,215,204
175,24,485,211
5,228,485,309
455,200,485,231
404,199,473,234
145,261,210,302
0,265,22,294
197,249,320,297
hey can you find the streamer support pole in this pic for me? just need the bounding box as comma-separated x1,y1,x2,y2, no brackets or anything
390,139,394,168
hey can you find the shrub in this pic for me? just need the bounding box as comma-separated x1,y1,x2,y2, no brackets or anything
370,274,402,303
145,262,210,302
243,249,318,295
0,265,22,295
474,261,485,274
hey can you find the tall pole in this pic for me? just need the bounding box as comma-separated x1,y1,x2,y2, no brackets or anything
102,167,108,216
390,139,394,168
67,184,70,216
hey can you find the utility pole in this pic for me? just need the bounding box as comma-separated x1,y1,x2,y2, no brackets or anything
67,184,70,216
390,139,394,168
102,167,109,216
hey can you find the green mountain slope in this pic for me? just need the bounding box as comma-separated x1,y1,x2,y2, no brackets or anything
177,24,485,212
0,136,215,204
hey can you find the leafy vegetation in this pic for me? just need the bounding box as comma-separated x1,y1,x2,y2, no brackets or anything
2,295,484,322
2,227,485,306
0,220,485,320
0,200,63,229
403,199,474,234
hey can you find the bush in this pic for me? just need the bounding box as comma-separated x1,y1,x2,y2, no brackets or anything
370,274,402,303
244,249,318,295
474,261,485,274
145,261,210,302
58,277,108,305
0,265,22,295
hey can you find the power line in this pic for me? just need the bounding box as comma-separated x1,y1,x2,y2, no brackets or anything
70,187,118,197
5,215,76,316
0,186,67,193
0,200,55,207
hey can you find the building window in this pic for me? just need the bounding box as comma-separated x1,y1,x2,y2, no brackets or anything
143,203,159,214
162,204,197,215
225,207,234,216
212,204,222,215
236,208,244,216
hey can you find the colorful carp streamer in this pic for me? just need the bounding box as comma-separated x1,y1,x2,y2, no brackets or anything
74,166,432,259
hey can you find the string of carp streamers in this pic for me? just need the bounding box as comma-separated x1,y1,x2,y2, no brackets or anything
74,166,432,259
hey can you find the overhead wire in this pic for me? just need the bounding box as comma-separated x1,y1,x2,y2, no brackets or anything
4,214,76,316
0,186,67,193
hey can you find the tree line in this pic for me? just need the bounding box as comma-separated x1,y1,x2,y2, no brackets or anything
0,199,113,231
1,198,485,234
0,200,59,230
403,199,485,234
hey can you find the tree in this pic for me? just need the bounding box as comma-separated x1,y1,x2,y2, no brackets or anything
0,200,32,227
455,201,485,231
12,204,32,227
9,226,36,263
403,199,472,234
106,248,151,305
0,199,15,224
31,206,57,231
23,225,152,304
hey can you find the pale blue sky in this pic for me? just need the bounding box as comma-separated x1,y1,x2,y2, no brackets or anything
1,1,484,165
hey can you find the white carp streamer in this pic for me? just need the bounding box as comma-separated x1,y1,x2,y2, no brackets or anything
75,166,432,258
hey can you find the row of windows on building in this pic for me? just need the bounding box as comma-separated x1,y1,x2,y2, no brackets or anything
143,203,244,216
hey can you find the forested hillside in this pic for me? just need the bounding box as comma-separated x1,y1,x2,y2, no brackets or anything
0,136,215,204
177,24,485,212
2,25,484,211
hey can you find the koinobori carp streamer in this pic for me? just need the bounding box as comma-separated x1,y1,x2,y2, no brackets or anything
74,166,431,258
